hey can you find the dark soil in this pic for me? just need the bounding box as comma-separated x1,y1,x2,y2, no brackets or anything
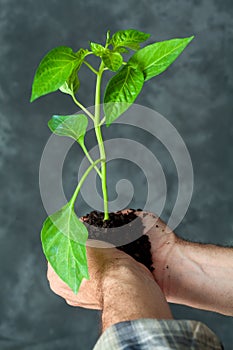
82,209,154,272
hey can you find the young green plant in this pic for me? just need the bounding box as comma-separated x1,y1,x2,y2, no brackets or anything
31,29,194,293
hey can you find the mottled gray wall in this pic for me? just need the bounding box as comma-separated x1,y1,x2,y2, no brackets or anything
0,0,233,349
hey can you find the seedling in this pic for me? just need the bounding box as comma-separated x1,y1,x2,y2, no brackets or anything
31,29,193,293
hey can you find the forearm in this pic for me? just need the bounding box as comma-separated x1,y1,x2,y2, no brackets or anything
102,261,173,332
164,238,233,315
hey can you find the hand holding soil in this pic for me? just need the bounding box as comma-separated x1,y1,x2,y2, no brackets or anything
47,209,175,310
47,209,233,316
47,239,156,310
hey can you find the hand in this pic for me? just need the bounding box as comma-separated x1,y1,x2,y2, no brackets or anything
47,209,175,309
127,209,176,299
47,240,153,310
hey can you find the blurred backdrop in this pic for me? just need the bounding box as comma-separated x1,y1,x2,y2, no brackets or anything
0,0,233,349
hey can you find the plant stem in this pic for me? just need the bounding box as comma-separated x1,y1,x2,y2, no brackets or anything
83,61,98,75
79,141,102,178
100,117,106,125
94,62,109,220
70,158,103,208
71,94,95,121
96,125,109,220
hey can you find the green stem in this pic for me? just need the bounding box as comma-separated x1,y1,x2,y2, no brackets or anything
94,62,109,220
79,141,102,179
83,61,98,75
100,116,106,125
70,158,103,208
96,125,109,220
71,94,95,121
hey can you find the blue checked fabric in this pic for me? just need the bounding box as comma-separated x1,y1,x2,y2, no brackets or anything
93,318,223,349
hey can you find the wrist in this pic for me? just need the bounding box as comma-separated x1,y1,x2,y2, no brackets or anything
160,236,224,306
102,258,152,293
101,260,173,332
165,238,233,315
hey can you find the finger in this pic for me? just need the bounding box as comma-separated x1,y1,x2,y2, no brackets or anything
47,263,81,298
65,299,102,310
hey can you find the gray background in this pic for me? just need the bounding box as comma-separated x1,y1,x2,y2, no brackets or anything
0,0,233,349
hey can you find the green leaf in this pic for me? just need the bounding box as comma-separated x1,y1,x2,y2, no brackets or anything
30,46,88,102
76,48,89,59
41,203,89,294
59,69,80,95
48,114,88,143
129,36,194,81
111,29,150,51
106,30,111,46
59,49,89,96
90,42,105,57
102,51,123,71
104,65,144,126
114,47,130,54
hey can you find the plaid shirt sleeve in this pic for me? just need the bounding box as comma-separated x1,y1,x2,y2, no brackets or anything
93,318,223,350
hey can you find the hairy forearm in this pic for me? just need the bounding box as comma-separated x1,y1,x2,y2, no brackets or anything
102,262,173,332
163,238,233,315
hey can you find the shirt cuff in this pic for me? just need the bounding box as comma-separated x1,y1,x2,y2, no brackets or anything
93,318,223,350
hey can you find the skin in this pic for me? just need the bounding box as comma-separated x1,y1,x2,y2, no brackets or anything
48,243,173,332
139,211,233,316
47,210,233,321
